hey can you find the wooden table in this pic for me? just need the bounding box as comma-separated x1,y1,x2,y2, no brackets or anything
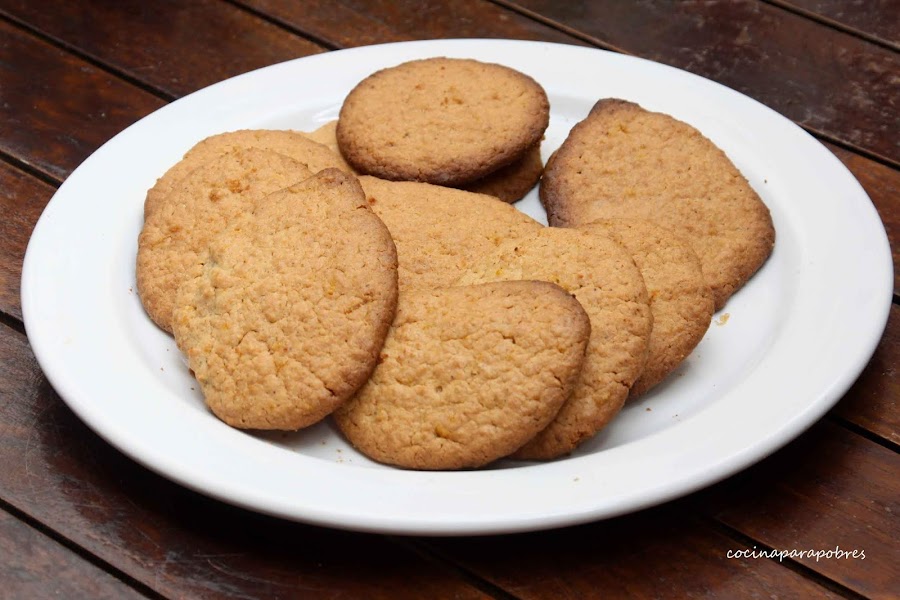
1,1,897,598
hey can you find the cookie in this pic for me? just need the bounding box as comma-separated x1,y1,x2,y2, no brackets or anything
581,219,714,398
359,176,542,290
456,227,653,459
299,121,354,170
304,120,541,203
172,169,398,430
144,129,352,218
337,58,549,186
333,281,590,470
137,148,312,333
462,142,544,203
540,99,775,310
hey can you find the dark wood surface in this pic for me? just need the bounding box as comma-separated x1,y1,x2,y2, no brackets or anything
0,1,896,597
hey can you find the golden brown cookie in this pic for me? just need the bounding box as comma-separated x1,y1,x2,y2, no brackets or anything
462,142,544,203
137,148,312,333
359,176,543,290
144,129,352,218
540,99,775,310
307,120,542,203
334,281,590,470
298,121,356,173
456,227,653,459
581,218,714,398
173,169,398,431
337,58,549,186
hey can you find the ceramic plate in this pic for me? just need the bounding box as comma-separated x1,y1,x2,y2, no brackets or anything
21,40,893,535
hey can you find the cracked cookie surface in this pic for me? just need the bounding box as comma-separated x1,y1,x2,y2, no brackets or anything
337,58,549,186
334,281,590,470
540,99,775,310
172,169,398,430
137,147,312,333
581,219,713,398
456,227,653,459
359,176,542,291
144,129,352,218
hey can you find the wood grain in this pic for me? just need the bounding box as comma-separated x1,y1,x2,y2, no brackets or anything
0,0,325,98
507,0,900,164
832,303,899,445
709,422,900,599
0,326,488,600
238,0,586,48
771,0,900,48
0,21,164,181
0,508,148,599
0,163,55,321
429,504,842,599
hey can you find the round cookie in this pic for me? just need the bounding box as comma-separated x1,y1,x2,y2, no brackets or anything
581,218,714,398
173,169,398,431
303,121,542,203
462,142,544,203
137,148,312,333
359,176,543,290
456,227,653,460
337,58,549,186
540,98,775,310
333,281,590,470
144,129,352,218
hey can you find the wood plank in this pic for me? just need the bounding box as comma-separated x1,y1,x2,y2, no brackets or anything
771,0,900,49
238,0,587,48
0,21,164,181
0,326,489,600
708,421,900,599
0,0,325,99
825,142,900,295
428,504,842,599
0,163,55,322
832,303,899,445
0,509,148,599
507,0,900,165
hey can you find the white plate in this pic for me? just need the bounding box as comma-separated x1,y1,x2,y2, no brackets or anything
22,40,893,535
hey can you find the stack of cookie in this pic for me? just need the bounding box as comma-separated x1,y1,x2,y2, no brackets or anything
136,57,774,471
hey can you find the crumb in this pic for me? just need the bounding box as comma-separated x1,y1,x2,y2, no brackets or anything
715,312,730,326
645,407,652,412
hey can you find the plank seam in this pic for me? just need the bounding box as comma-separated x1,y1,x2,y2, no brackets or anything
0,312,25,336
828,413,900,454
0,11,176,103
225,0,341,51
0,150,62,187
0,496,163,600
761,0,900,52
390,536,524,600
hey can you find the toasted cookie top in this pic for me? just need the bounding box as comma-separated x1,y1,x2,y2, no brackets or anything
456,227,653,460
137,148,312,332
358,176,542,290
581,218,714,398
337,58,549,186
540,99,775,310
144,129,352,218
172,170,398,431
333,281,590,470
